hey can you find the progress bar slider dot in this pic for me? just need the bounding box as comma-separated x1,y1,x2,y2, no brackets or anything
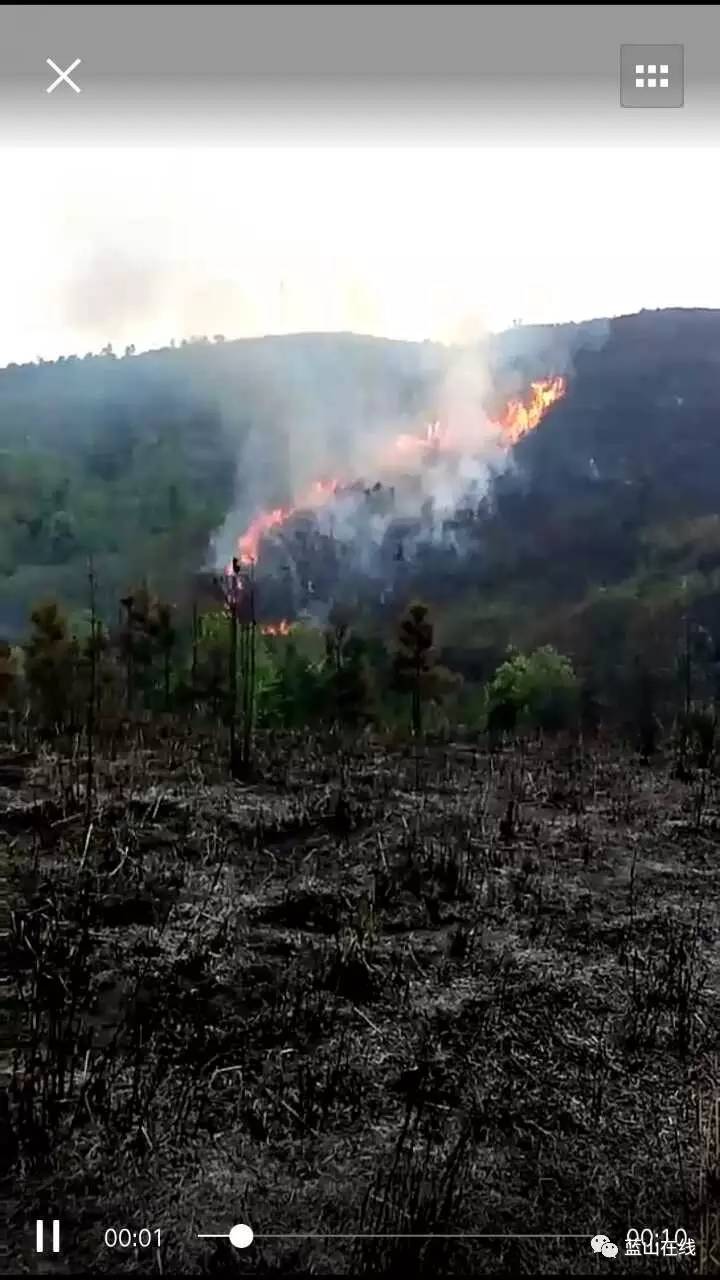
230,1225,254,1249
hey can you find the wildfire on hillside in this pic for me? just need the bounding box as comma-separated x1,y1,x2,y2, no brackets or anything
230,375,567,578
393,419,443,457
237,479,340,565
495,376,567,445
260,620,291,637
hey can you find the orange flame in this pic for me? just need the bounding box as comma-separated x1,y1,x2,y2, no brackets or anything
493,376,566,445
238,505,289,565
237,478,340,566
233,378,565,567
261,620,291,637
393,419,444,457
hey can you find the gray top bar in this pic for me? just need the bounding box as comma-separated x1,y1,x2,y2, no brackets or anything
0,6,698,75
0,5,716,144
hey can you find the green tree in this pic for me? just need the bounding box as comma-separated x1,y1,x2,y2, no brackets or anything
117,586,177,712
322,608,376,729
259,640,324,728
193,608,229,716
393,601,436,737
194,607,280,727
488,645,580,735
149,601,176,711
24,600,78,731
118,590,151,711
328,634,377,729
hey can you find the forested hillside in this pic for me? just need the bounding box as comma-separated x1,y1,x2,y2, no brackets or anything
0,333,437,632
473,309,720,707
4,308,720,733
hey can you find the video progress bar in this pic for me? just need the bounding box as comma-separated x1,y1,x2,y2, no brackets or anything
198,1232,590,1240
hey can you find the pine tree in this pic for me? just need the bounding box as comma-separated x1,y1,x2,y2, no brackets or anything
24,601,77,732
118,586,175,713
393,601,436,737
150,602,176,711
333,636,376,729
85,559,98,816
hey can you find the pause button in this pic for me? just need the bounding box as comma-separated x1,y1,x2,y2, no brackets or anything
35,1220,61,1253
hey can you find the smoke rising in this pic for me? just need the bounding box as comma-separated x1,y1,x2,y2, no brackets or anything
212,317,610,603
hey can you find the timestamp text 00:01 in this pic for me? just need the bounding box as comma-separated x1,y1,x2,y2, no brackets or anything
104,1229,162,1249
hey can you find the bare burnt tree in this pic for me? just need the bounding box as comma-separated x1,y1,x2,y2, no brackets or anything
85,556,98,821
219,557,257,779
223,559,240,776
152,603,176,712
326,603,352,678
238,561,257,777
191,597,199,714
119,593,135,713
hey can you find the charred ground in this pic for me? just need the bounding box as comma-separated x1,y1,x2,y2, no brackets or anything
3,727,720,1274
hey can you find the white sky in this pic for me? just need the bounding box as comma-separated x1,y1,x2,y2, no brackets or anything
0,145,718,364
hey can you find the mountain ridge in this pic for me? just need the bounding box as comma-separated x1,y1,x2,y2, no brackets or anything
3,307,720,645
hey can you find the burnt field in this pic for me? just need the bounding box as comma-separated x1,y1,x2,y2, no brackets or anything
3,731,720,1275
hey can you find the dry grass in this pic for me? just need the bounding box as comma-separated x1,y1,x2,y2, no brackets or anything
2,730,720,1274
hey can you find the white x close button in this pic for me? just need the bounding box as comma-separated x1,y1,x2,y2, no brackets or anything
46,58,82,94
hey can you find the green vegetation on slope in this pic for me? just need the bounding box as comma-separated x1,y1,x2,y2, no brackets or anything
0,333,437,632
5,310,720,740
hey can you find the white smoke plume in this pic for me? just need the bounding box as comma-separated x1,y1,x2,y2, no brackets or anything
210,315,611,602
